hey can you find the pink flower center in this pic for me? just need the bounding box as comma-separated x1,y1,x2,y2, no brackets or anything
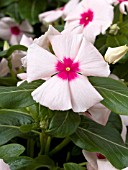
96,153,106,159
10,26,20,35
79,9,94,27
118,0,128,3
56,58,79,81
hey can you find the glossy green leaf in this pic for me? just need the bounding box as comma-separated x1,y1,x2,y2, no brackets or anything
0,144,25,159
64,163,85,170
18,0,47,24
24,155,55,170
46,110,81,138
0,109,33,145
0,80,43,109
89,77,128,115
7,156,33,170
106,35,128,47
71,116,128,169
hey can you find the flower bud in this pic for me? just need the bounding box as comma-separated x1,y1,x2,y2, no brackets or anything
3,41,10,50
104,45,128,64
109,24,120,35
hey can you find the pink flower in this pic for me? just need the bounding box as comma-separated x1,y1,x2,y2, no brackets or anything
83,151,128,170
25,33,110,112
64,0,114,43
0,17,33,45
39,0,79,24
0,159,10,170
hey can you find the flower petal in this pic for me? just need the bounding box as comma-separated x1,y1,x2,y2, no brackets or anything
88,103,110,125
69,75,103,112
75,38,110,77
20,20,33,33
0,159,10,170
39,10,63,23
32,76,72,110
97,159,117,170
0,58,9,77
49,34,83,61
27,44,58,82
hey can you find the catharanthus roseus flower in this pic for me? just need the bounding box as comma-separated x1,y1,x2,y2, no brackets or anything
25,33,110,112
39,0,79,24
112,0,128,14
0,17,33,45
64,0,114,43
0,159,10,170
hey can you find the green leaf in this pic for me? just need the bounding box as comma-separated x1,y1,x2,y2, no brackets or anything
113,60,128,81
106,112,122,133
94,34,107,55
0,77,17,86
89,77,128,115
7,156,33,170
106,35,128,47
0,109,33,145
18,0,47,24
71,116,128,169
0,45,27,58
0,0,16,8
46,110,81,138
119,20,128,36
64,163,85,170
0,144,25,160
24,155,55,170
0,80,43,109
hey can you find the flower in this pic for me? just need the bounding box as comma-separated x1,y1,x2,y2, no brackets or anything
111,0,128,14
83,150,128,170
104,45,128,64
0,17,33,45
63,0,114,43
0,159,10,170
24,33,110,112
0,35,33,77
39,0,79,24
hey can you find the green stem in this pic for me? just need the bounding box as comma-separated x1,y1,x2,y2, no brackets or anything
79,162,87,166
27,138,35,158
45,136,51,154
49,137,70,156
119,13,123,23
7,57,15,78
38,131,46,156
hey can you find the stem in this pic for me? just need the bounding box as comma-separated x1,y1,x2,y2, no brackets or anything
49,137,70,156
45,136,51,154
38,131,45,156
27,138,35,158
79,162,87,166
7,57,15,78
119,13,123,23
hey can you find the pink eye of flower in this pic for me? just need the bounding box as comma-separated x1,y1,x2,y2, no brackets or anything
79,9,94,27
118,0,128,3
10,26,21,35
56,57,79,81
96,153,106,159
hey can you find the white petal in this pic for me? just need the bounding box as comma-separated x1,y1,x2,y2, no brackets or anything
0,21,11,40
20,34,33,47
0,159,10,170
0,58,9,77
27,44,58,82
97,159,117,170
20,20,33,33
82,150,98,170
75,38,110,77
34,25,60,50
39,10,63,23
49,34,83,61
88,103,110,125
32,76,72,110
10,34,21,45
69,75,103,112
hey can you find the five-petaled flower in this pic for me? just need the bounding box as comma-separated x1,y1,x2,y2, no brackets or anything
64,0,114,43
0,17,33,45
25,33,110,112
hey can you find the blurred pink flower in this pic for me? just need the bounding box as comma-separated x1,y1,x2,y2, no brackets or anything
25,33,110,112
0,17,33,45
0,159,10,170
39,0,79,24
64,0,114,43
